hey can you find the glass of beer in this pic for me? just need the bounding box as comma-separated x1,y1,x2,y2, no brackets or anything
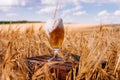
44,18,64,61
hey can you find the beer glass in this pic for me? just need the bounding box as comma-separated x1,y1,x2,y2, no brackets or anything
44,18,64,61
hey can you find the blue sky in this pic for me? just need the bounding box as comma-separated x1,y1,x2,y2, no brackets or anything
0,0,120,24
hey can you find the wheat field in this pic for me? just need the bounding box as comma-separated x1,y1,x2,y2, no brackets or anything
0,23,120,80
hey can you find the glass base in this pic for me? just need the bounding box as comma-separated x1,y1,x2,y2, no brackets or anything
48,48,59,62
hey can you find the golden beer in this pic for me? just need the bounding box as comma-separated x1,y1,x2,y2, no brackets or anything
44,18,64,49
49,25,64,48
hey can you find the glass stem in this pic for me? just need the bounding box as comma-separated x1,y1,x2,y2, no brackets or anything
48,48,59,62
53,48,59,56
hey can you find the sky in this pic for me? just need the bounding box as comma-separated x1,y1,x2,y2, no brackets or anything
0,0,120,24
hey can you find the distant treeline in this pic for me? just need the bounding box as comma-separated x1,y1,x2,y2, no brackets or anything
0,21,44,24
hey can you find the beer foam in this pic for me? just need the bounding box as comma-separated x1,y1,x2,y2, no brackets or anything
44,18,64,37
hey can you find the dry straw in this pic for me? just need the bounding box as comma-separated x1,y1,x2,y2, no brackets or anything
0,23,120,80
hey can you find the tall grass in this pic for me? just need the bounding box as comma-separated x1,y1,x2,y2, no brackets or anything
0,24,120,80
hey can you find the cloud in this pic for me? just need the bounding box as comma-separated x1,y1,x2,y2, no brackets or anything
114,10,120,16
37,6,56,14
96,10,111,23
72,0,80,6
97,10,110,17
0,0,42,12
73,11,87,16
0,0,26,6
41,0,120,5
41,0,81,8
61,5,82,17
74,6,82,10
37,0,82,22
61,9,73,17
79,0,120,4
6,13,18,17
0,0,27,12
0,7,12,12
40,0,80,6
96,10,120,24
41,0,57,5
